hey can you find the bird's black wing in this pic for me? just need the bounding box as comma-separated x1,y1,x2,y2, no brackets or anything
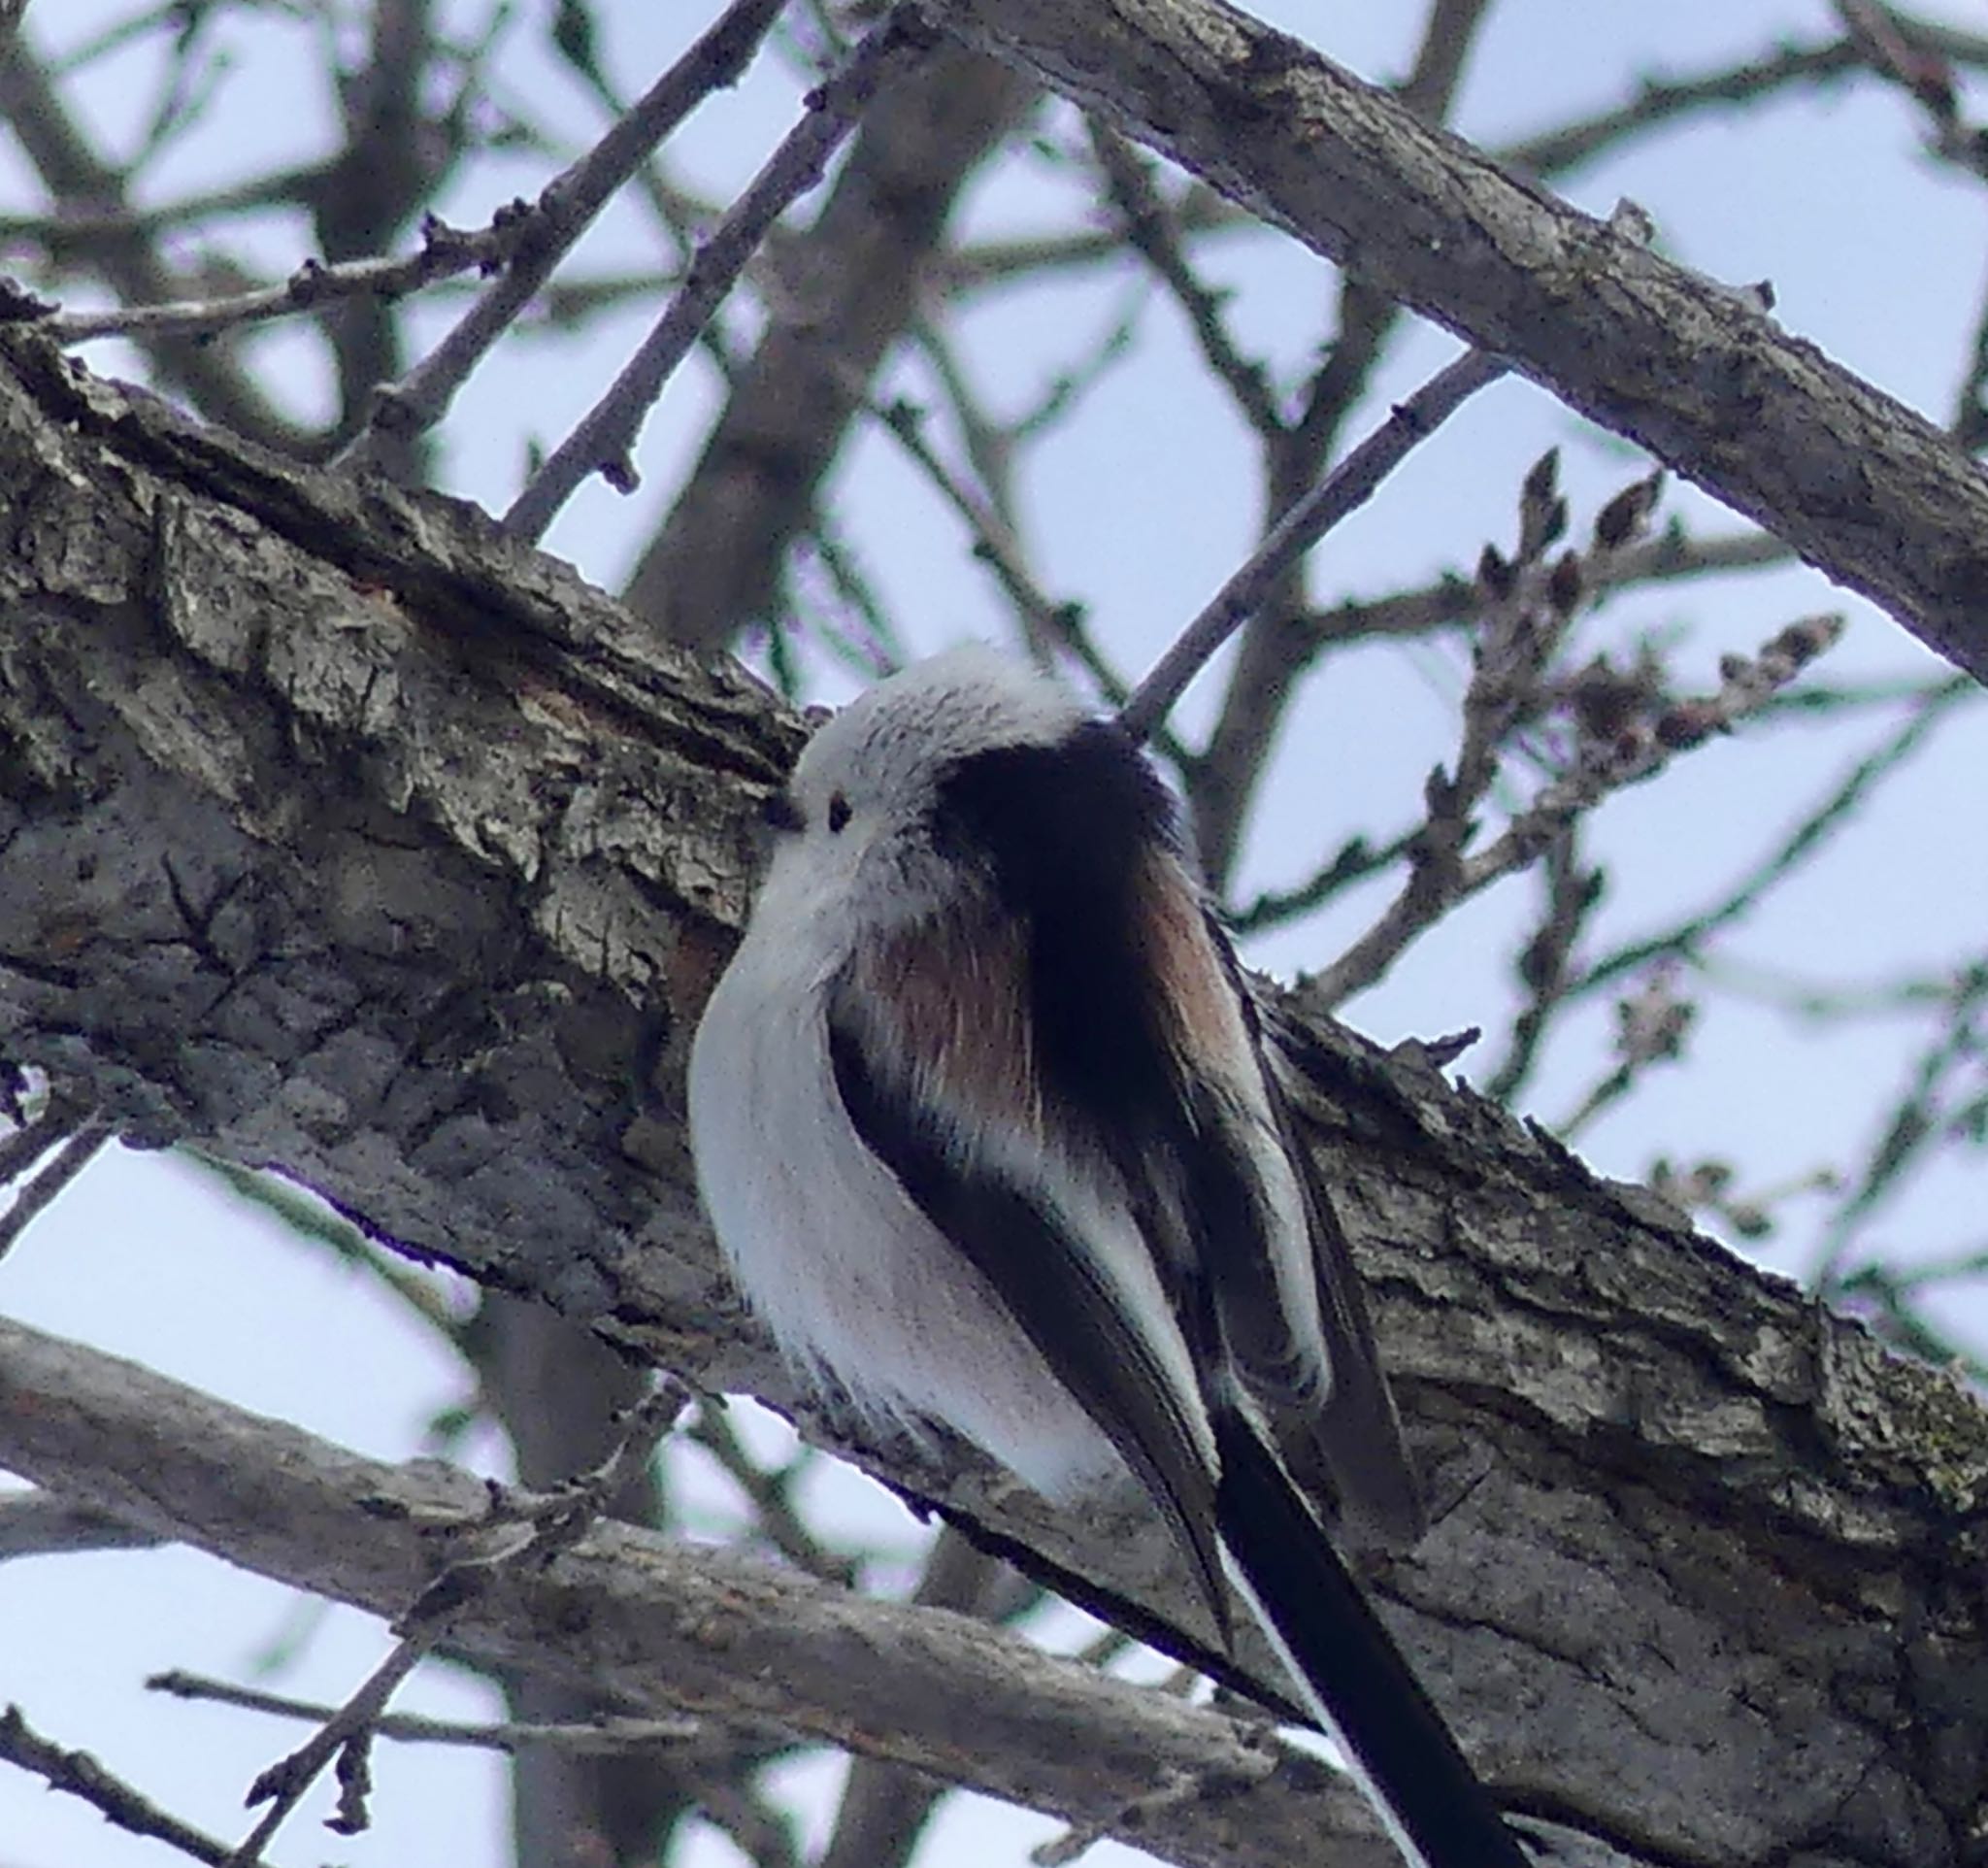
826,1006,1230,1636
1203,919,1426,1546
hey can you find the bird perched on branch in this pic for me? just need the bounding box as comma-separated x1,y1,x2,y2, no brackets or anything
690,646,1530,1868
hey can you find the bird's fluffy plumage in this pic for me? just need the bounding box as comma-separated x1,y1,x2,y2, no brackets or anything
688,647,1528,1868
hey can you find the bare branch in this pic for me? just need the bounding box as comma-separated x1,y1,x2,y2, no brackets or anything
1568,677,1981,999
1300,614,1847,1012
505,11,927,543
0,1704,270,1868
1557,966,1698,1140
0,1316,1396,1868
871,393,1077,664
1088,122,1283,439
0,162,335,250
925,0,1988,688
1504,40,1864,178
37,211,540,346
1226,830,1417,936
1833,0,1988,179
0,34,295,443
0,1105,110,1263
620,42,1033,654
1813,963,1988,1291
687,1403,859,1587
227,1380,691,1862
1303,524,1789,650
1481,828,1606,1105
338,0,792,469
149,1673,705,1753
1180,0,1500,886
1501,22,1988,181
1119,348,1508,743
942,186,1250,295
230,1616,440,1862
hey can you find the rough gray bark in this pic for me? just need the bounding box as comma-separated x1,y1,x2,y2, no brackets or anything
925,0,1988,689
1,329,1985,1866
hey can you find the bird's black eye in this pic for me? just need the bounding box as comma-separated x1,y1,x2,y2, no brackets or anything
762,791,804,834
827,791,852,834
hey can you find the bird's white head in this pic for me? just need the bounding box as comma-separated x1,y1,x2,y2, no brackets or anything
762,645,1094,940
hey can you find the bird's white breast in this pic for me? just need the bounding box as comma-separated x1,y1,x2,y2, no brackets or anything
687,910,1122,1500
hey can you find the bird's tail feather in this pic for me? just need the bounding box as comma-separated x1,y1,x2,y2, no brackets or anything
1213,1409,1531,1868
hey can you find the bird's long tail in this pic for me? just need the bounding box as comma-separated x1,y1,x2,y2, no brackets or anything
1212,1409,1532,1868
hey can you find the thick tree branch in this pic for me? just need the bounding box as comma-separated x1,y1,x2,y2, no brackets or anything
0,335,1984,1865
0,1316,1399,1868
922,0,1988,688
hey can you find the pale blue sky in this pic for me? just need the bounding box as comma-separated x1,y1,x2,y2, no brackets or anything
4,3,1986,1865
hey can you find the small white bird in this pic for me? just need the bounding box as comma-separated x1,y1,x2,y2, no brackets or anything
689,647,1528,1868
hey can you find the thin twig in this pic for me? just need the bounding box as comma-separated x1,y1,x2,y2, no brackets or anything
229,1627,437,1862
1953,256,1988,449
0,1704,272,1868
1834,0,1988,178
1812,964,1988,1291
1567,677,1979,1000
1302,524,1788,650
1483,827,1605,1104
688,1402,857,1586
0,1114,56,1184
177,1149,465,1345
1502,39,1865,177
1117,348,1509,745
0,23,305,444
37,211,539,344
874,392,1047,611
504,11,923,542
894,317,1162,737
534,1380,692,1526
336,0,790,469
871,395,1079,667
942,188,1251,296
1087,122,1283,439
1300,615,1848,1012
907,313,1066,672
0,162,333,250
0,1111,111,1263
225,1380,690,1864
1842,1231,1988,1296
1701,953,1966,1022
149,1672,702,1752
1556,965,1697,1139
1226,828,1417,935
